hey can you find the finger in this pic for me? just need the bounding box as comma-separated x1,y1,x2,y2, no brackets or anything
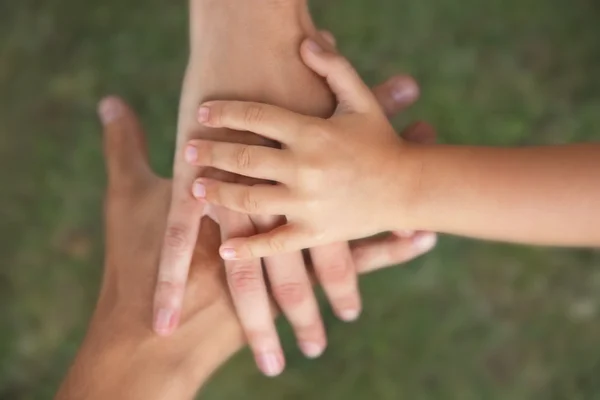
253,216,327,359
371,75,420,117
319,30,337,47
300,39,376,114
219,211,285,377
402,121,437,145
219,224,309,260
197,101,310,146
153,195,205,336
310,243,362,322
352,231,437,274
185,140,292,182
99,96,152,190
193,179,291,216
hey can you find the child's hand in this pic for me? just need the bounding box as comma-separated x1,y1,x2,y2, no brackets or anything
188,39,421,260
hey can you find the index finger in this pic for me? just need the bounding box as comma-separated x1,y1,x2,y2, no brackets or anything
153,188,205,336
197,101,311,146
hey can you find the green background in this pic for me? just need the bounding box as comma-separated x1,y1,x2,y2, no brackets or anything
2,0,600,398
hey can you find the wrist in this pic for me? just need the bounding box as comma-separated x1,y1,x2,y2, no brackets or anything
386,144,429,232
57,298,244,400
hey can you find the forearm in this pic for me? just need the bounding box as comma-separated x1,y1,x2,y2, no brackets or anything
180,0,331,146
406,144,600,246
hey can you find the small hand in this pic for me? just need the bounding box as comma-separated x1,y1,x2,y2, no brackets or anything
190,39,427,259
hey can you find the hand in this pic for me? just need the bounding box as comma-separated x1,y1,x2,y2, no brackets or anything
56,98,244,400
155,1,431,377
190,39,426,259
56,97,436,399
155,0,369,377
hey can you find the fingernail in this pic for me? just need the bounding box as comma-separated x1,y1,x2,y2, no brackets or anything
220,247,237,260
391,82,418,104
299,342,325,359
339,309,360,322
154,308,174,336
192,181,206,198
414,233,437,252
185,145,198,163
198,106,210,123
306,39,323,53
98,97,122,125
256,353,284,377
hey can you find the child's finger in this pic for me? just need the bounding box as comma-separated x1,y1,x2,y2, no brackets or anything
300,39,376,114
193,179,292,216
99,96,152,190
219,224,310,261
371,75,420,117
197,101,310,146
185,140,293,183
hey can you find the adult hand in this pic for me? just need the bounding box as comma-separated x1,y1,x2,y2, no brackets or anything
156,0,363,377
56,90,435,398
154,0,436,377
55,98,244,400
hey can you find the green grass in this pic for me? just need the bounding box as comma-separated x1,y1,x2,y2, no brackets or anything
2,0,600,398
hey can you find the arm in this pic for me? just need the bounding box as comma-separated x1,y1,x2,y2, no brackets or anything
410,144,600,246
187,40,600,258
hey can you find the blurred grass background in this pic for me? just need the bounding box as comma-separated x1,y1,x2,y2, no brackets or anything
2,0,600,398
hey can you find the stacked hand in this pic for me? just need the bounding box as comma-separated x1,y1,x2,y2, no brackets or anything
57,93,435,398
153,0,437,377
189,39,434,262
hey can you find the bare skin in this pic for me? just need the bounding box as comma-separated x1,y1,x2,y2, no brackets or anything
155,0,435,376
191,40,600,258
55,91,435,399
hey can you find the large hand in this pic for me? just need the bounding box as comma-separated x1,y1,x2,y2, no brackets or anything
155,0,357,378
55,98,244,400
154,0,436,377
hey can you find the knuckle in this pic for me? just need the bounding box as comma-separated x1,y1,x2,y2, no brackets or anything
211,104,224,125
235,146,253,170
154,280,186,308
295,322,326,342
333,56,354,75
243,104,265,125
267,235,286,254
246,330,280,349
228,265,263,294
195,140,213,164
241,188,260,213
272,281,309,307
163,224,192,254
319,260,353,285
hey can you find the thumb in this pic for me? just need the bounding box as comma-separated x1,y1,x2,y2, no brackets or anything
300,39,376,114
220,224,309,260
98,96,152,190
